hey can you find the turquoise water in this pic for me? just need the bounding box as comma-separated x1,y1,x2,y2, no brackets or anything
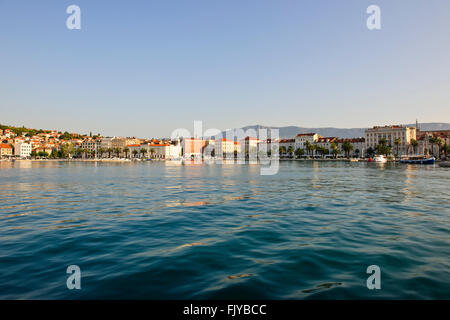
0,160,449,299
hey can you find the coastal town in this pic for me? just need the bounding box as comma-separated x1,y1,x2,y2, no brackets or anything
1,123,449,161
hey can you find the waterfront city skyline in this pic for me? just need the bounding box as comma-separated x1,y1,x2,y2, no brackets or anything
1,0,450,138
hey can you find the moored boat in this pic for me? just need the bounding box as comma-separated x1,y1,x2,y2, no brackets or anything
374,155,387,163
399,156,435,164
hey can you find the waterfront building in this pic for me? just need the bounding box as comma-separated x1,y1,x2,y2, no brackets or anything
417,130,450,156
0,143,13,157
233,141,241,154
316,137,337,151
365,125,416,156
215,138,235,158
126,138,141,146
335,138,366,157
33,144,53,156
100,137,115,149
81,140,101,153
181,138,206,159
146,143,182,159
279,139,295,155
14,142,32,158
111,137,127,150
295,133,321,150
241,137,260,157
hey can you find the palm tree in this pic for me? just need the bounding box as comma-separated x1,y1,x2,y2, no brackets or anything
123,147,130,159
140,148,147,159
330,142,339,159
132,150,138,158
304,141,311,156
107,148,113,158
149,148,155,158
279,146,286,156
294,148,304,158
305,142,315,157
114,147,121,158
428,136,437,157
410,139,418,155
287,146,294,157
442,143,450,160
394,138,401,158
341,141,353,158
366,147,375,158
98,147,105,158
436,137,444,159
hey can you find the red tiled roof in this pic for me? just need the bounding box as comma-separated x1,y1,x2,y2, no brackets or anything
0,143,12,149
296,133,316,137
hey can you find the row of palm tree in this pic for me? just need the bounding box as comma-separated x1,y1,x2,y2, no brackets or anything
428,136,448,159
277,142,357,159
74,147,156,159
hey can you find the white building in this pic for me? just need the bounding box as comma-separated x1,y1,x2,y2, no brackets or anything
295,133,320,150
14,142,32,158
147,143,182,159
336,138,366,157
279,139,295,155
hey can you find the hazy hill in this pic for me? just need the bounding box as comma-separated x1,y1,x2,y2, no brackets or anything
219,123,450,139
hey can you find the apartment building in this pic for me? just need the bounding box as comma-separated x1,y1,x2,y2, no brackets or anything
215,138,236,157
417,130,450,155
14,142,32,158
81,140,101,153
295,133,321,150
181,138,206,158
0,143,13,157
365,125,416,156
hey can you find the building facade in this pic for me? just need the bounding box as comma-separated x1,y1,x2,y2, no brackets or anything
14,142,32,158
365,125,416,156
0,143,13,157
295,133,320,150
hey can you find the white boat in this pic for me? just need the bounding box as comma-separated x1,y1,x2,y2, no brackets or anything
374,155,387,163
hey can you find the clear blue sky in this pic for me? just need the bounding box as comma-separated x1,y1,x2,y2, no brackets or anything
1,0,450,138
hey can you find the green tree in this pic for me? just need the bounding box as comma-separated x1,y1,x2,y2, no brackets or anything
436,137,444,159
295,148,305,158
330,142,339,159
123,147,130,159
341,141,353,158
140,148,147,158
428,136,437,156
98,147,105,158
132,150,138,158
366,147,375,158
410,139,418,155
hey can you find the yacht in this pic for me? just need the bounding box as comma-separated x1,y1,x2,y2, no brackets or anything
399,156,435,165
374,155,387,163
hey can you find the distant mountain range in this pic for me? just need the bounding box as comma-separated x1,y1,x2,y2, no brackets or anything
220,123,450,139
